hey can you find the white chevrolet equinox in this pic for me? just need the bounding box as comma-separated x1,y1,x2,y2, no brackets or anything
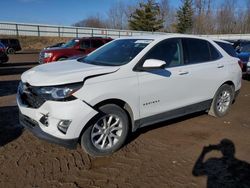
17,35,242,156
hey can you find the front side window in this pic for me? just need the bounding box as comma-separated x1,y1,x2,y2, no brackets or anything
143,38,183,68
78,39,152,66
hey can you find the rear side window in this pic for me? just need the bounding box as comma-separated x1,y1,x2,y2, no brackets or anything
10,39,19,45
80,40,91,49
215,41,237,57
183,38,221,64
92,40,104,48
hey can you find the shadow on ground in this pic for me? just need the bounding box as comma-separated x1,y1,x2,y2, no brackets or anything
0,106,23,146
16,51,39,55
0,80,19,97
0,62,38,67
0,66,33,76
193,139,250,188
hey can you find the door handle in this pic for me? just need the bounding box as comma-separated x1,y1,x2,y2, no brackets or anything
217,65,224,68
179,71,189,75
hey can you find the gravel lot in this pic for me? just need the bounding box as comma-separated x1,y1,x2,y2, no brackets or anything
0,53,250,188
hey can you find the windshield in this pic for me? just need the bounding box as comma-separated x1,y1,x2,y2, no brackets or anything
78,39,153,66
62,39,79,48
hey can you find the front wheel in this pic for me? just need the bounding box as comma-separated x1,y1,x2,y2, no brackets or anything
81,104,129,156
209,84,234,117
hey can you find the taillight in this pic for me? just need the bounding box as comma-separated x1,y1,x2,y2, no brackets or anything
238,60,243,70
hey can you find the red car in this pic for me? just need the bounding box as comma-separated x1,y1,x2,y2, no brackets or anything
39,37,112,64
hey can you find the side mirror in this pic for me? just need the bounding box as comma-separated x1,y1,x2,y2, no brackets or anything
142,59,166,70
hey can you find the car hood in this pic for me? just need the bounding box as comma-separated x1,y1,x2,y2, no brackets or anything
21,59,119,86
42,47,71,53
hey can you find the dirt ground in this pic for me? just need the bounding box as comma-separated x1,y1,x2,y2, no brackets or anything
0,53,250,188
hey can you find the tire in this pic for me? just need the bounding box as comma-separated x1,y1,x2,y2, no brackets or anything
0,53,8,64
81,104,129,156
209,84,234,117
57,57,67,61
7,48,15,54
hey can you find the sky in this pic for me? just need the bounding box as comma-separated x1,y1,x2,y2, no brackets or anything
0,0,245,26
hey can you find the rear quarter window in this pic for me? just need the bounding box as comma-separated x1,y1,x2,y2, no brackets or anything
215,41,237,57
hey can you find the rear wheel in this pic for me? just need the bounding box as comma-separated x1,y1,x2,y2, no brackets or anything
7,48,15,54
81,104,129,156
209,84,234,117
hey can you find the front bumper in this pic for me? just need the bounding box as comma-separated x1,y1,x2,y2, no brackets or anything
17,92,98,148
19,112,78,149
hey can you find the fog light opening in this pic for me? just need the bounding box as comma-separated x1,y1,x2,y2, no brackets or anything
57,120,71,134
39,114,49,127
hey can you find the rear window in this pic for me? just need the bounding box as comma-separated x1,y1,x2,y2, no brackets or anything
215,41,237,57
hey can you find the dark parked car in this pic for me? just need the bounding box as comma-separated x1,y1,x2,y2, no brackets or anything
39,37,112,64
0,38,22,54
0,42,9,64
232,40,250,74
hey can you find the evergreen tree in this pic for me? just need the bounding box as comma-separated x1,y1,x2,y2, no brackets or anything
129,0,164,31
176,0,194,33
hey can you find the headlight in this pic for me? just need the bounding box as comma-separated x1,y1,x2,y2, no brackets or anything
44,52,53,58
35,82,83,100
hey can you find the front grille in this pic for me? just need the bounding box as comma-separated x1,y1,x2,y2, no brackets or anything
18,82,46,109
39,52,44,64
19,112,38,128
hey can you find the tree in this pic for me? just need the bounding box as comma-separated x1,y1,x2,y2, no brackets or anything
73,15,107,28
176,0,194,33
193,0,215,34
107,1,128,29
216,0,237,34
128,0,164,31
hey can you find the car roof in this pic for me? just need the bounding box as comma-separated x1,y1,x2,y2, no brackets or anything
117,34,218,42
213,39,233,45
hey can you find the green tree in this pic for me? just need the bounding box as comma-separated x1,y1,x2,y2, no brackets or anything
129,0,164,31
176,0,194,33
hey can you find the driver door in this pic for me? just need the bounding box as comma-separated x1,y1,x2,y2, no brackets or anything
137,38,193,119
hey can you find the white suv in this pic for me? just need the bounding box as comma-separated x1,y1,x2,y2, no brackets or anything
17,35,242,156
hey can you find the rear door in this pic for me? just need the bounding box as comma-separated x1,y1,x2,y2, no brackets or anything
181,38,226,102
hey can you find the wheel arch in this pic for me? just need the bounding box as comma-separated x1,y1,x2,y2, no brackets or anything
78,98,135,143
93,98,135,133
56,56,68,61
